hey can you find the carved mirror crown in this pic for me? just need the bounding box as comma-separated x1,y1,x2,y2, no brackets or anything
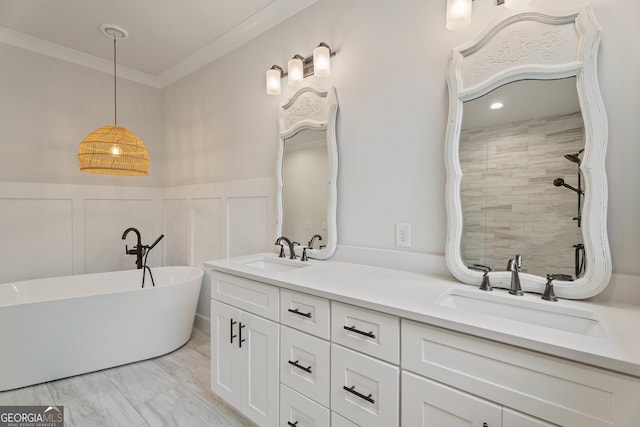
444,6,610,299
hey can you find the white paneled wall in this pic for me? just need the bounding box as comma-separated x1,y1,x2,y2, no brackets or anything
162,178,276,331
0,182,162,283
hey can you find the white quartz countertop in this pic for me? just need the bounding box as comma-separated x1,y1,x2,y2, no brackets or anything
204,253,640,378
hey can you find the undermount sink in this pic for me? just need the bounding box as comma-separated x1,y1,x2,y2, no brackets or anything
238,256,309,273
436,288,607,338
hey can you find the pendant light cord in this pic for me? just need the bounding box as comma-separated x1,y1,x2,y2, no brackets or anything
113,36,117,126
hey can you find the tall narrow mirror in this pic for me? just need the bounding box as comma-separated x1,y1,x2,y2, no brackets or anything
444,7,611,299
277,86,338,259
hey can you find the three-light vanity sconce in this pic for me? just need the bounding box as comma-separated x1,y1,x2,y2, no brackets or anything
266,42,335,95
447,0,532,31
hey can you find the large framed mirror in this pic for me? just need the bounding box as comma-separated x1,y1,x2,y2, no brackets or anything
444,6,611,299
277,86,338,259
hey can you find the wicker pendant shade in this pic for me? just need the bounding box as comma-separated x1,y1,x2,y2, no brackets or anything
78,125,149,175
78,24,149,176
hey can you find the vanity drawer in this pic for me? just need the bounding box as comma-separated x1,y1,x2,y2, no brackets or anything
280,289,330,340
331,301,400,364
402,320,640,427
331,344,399,427
280,384,329,427
331,412,359,427
210,271,279,321
280,326,330,407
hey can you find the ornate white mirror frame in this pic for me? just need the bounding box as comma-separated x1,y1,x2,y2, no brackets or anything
444,6,611,299
277,85,338,259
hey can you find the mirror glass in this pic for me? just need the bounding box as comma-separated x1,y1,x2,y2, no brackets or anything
444,7,611,299
282,129,329,247
460,77,585,278
277,86,338,259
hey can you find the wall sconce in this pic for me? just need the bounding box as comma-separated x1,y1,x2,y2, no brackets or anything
446,0,531,31
266,42,335,95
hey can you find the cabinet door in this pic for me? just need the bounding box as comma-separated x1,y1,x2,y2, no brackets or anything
402,371,502,427
241,310,279,427
503,408,557,427
211,300,241,407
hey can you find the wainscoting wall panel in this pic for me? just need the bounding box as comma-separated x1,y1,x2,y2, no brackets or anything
0,198,73,282
0,182,162,284
162,178,276,332
164,199,191,267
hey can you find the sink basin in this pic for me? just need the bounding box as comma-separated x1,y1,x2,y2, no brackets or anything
238,256,309,273
436,288,606,338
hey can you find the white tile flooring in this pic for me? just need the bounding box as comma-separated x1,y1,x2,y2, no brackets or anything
0,329,256,427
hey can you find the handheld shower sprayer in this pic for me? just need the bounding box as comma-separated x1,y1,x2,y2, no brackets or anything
553,178,584,195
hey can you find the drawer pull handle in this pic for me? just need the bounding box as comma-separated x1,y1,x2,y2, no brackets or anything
238,322,246,348
343,385,375,404
288,359,312,374
343,325,376,339
287,422,299,427
288,307,312,318
230,319,237,344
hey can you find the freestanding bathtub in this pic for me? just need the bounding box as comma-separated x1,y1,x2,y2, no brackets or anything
0,266,203,391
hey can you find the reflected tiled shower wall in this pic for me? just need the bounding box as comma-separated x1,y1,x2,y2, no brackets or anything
460,112,584,277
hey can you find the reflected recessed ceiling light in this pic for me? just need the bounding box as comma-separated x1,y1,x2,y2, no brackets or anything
490,102,504,110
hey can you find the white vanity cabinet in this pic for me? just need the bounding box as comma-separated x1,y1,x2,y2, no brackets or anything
210,272,279,427
401,320,640,427
330,302,400,427
279,289,331,427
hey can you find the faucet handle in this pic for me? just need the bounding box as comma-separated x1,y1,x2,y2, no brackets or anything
301,247,309,262
543,273,574,301
468,264,492,291
274,241,286,258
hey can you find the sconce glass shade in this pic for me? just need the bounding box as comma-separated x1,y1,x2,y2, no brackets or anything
288,56,304,87
446,0,472,31
78,125,149,176
313,44,331,77
504,0,531,9
266,67,282,95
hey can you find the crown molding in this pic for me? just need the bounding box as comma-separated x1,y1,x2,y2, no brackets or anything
0,0,317,90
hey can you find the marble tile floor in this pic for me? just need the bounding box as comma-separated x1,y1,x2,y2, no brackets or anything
0,329,256,427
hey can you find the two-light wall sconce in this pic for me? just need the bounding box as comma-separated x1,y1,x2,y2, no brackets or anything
447,0,532,31
266,42,335,95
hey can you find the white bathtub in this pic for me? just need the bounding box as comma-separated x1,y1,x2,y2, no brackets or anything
0,266,203,391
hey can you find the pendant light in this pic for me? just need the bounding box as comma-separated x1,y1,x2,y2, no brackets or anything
78,24,149,176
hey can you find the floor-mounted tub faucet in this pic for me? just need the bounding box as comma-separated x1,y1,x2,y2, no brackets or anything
507,254,524,295
122,227,143,269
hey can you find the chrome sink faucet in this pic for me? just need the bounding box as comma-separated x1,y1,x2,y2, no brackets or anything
507,254,524,295
275,236,299,260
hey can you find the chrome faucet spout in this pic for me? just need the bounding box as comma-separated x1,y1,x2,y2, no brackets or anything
275,236,299,260
308,234,323,249
507,255,524,295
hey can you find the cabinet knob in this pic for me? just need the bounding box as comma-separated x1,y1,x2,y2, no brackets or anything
483,423,488,427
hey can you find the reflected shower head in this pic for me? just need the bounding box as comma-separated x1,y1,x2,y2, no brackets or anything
564,149,584,164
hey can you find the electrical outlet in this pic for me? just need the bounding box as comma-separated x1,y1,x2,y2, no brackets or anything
395,223,411,247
